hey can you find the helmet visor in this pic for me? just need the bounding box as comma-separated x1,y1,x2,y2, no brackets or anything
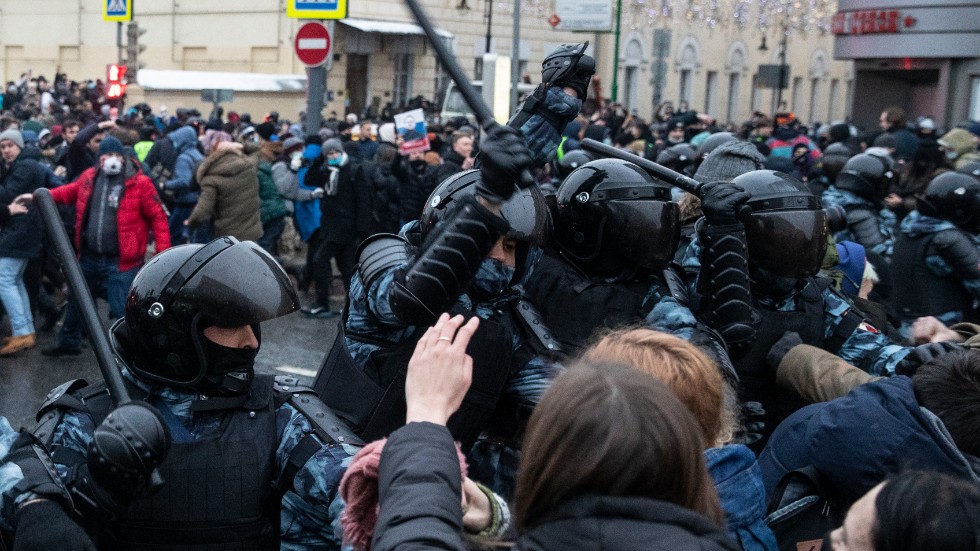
745,210,828,279
606,200,680,271
500,186,552,247
180,241,299,328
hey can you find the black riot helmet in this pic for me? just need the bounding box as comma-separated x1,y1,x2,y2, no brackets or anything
733,170,829,280
656,143,697,172
918,171,980,233
697,131,737,160
836,153,895,202
124,238,299,393
421,169,551,282
541,42,596,101
956,160,980,180
553,149,595,181
819,142,854,183
555,158,680,276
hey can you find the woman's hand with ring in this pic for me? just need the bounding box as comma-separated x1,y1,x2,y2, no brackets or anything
405,313,480,426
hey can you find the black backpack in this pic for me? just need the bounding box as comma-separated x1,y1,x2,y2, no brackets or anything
765,466,845,551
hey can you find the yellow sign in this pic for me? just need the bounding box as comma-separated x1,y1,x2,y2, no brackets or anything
287,0,347,19
103,0,133,22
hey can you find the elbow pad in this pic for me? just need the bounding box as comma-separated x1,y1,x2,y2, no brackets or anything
390,196,509,325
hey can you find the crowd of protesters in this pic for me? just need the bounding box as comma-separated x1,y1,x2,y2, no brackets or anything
0,64,979,551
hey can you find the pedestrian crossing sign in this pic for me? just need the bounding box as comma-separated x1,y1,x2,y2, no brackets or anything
103,0,132,22
287,0,347,19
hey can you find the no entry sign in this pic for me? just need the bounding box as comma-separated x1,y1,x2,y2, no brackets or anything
295,21,331,67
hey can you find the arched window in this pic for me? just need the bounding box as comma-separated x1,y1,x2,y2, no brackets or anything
725,42,748,124
621,33,646,112
675,36,702,105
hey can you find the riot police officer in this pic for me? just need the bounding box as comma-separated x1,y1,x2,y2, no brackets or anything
2,238,362,550
314,124,561,499
821,153,898,258
683,170,922,448
892,171,980,333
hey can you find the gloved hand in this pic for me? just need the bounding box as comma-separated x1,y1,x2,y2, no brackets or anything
310,187,325,199
13,500,96,551
477,123,533,203
700,182,751,226
766,331,804,371
895,341,963,376
87,402,171,503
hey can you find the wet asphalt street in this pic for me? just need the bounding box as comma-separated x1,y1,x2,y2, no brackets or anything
0,307,340,431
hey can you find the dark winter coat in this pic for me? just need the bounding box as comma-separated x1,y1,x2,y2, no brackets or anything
304,156,373,244
187,148,262,241
758,376,980,506
372,422,738,551
257,160,286,227
393,157,438,224
49,158,171,271
0,152,44,258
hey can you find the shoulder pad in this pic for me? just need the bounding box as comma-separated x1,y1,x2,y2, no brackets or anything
661,264,691,304
275,381,363,447
36,379,90,421
356,233,412,291
513,297,564,356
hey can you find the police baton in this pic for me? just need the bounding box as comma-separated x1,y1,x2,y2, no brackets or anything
33,188,132,405
580,138,751,220
403,0,534,187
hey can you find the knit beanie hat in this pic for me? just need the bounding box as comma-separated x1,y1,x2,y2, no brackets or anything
339,437,469,551
0,129,24,149
21,120,44,134
202,130,233,154
98,135,125,156
20,130,39,146
694,140,766,183
255,122,277,141
322,138,344,154
835,241,866,296
282,136,304,156
828,123,851,144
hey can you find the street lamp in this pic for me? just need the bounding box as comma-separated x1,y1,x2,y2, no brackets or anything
759,27,788,117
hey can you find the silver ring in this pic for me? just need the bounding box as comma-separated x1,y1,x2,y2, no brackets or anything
437,337,452,342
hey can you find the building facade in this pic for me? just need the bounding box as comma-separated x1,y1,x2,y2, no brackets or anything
1,0,855,127
832,0,980,129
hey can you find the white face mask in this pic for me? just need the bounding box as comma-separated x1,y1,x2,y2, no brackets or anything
290,152,303,171
102,156,123,175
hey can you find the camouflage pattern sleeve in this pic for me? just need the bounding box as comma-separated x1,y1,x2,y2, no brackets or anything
49,410,96,480
276,402,358,550
0,416,24,531
822,288,909,376
644,280,698,341
502,356,563,420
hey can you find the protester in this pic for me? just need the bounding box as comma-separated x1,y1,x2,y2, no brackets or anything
369,314,736,551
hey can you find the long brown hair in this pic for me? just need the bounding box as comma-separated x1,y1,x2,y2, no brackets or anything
513,361,724,531
582,328,726,445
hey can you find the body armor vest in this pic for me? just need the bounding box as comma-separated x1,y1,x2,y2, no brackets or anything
892,230,973,320
735,280,828,449
316,299,543,450
524,251,651,354
99,377,279,551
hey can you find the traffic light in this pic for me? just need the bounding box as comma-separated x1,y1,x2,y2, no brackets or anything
106,64,127,99
126,22,147,71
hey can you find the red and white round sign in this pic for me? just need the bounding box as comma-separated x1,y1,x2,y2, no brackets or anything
294,22,331,67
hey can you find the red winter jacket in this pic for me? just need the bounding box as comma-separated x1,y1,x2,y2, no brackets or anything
50,161,171,271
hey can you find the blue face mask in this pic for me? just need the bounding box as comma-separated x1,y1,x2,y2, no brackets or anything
327,152,346,166
470,257,515,298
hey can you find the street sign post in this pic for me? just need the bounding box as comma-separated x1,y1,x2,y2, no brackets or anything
294,21,332,67
287,0,347,19
104,0,133,22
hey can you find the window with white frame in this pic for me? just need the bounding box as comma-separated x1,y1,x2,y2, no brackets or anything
393,53,414,107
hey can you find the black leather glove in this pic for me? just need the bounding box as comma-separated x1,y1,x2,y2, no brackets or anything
766,331,804,372
477,123,533,202
87,402,171,502
895,341,963,376
700,182,751,226
13,500,96,551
